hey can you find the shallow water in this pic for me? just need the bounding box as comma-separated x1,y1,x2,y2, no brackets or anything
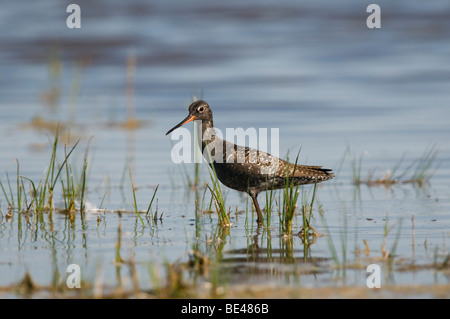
0,1,449,298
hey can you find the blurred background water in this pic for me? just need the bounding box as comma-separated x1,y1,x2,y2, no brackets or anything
0,0,449,296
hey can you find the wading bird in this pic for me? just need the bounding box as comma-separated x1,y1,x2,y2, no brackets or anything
166,100,333,224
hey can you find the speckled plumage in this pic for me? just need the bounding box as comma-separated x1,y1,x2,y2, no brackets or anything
166,100,334,224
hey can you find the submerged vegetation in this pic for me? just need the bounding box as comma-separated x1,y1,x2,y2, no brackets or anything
0,126,86,217
205,163,231,227
279,153,302,237
1,206,448,298
349,144,439,187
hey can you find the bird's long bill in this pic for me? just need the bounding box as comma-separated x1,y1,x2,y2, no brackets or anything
165,114,196,135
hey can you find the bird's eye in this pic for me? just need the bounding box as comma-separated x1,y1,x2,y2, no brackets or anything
197,106,204,113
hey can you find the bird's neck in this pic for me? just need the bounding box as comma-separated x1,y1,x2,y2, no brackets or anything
195,118,216,152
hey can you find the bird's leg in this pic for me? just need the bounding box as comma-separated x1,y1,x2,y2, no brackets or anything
250,193,263,225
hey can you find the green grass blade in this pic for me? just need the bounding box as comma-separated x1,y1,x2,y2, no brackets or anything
129,168,145,226
146,184,159,217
